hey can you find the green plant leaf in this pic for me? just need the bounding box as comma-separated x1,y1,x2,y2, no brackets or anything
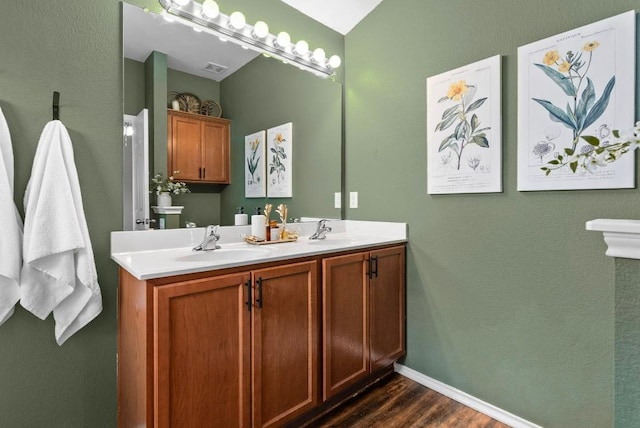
532,98,576,130
576,78,595,129
581,135,600,146
438,135,457,152
470,134,489,148
435,113,458,132
583,76,615,130
441,104,459,120
569,161,578,173
470,114,479,132
564,148,575,156
565,102,578,129
613,130,620,138
465,97,487,113
534,63,577,97
437,96,449,103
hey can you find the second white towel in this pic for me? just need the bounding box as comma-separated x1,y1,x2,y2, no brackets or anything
20,120,102,345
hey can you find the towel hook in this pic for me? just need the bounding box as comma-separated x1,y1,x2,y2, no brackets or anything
52,91,60,120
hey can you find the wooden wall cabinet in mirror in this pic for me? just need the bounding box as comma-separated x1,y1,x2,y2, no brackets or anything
167,109,231,184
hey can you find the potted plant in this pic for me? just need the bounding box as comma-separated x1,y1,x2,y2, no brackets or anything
150,173,190,207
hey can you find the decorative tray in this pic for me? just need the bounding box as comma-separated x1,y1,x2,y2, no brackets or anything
244,237,298,245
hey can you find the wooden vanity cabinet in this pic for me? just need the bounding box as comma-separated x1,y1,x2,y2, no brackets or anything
118,260,317,428
321,245,406,400
251,261,318,428
154,272,252,428
167,109,230,184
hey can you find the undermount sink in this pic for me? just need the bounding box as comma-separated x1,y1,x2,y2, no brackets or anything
175,247,272,263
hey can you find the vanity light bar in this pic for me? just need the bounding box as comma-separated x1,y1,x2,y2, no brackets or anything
158,0,338,78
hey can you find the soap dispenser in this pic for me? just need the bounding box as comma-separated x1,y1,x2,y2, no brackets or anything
234,207,248,225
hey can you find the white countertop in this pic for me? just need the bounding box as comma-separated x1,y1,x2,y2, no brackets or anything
111,220,407,280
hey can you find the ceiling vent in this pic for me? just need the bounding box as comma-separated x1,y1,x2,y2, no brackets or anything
202,62,228,74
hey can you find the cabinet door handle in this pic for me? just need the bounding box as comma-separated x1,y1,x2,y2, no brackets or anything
198,167,202,178
255,277,263,308
245,279,252,312
371,256,379,278
366,258,372,279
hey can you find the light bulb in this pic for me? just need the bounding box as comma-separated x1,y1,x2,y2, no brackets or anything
201,0,219,19
328,55,341,68
294,40,309,56
229,11,246,30
253,21,269,39
172,0,190,6
125,125,134,137
275,31,291,47
312,48,326,63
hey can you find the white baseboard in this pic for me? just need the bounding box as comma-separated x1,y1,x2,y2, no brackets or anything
394,363,542,428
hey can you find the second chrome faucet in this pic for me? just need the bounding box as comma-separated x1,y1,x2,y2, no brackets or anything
193,225,221,251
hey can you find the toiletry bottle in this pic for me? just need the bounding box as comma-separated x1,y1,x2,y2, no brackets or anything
269,220,279,241
234,207,248,225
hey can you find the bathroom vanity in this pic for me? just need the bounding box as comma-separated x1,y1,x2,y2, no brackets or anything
112,220,406,428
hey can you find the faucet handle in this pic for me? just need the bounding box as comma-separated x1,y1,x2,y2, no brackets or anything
206,225,220,238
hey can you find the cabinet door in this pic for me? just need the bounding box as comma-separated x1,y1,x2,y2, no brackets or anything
201,119,230,183
154,272,251,428
369,246,406,371
169,114,202,181
252,261,318,428
322,252,369,400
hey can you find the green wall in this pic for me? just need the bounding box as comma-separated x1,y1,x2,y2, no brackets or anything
220,55,342,224
1,0,637,426
345,1,640,427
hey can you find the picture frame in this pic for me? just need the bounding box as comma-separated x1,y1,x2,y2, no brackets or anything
267,122,293,198
517,11,636,191
245,130,266,198
427,55,502,194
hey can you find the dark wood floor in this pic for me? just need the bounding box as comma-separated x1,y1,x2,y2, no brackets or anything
306,373,511,428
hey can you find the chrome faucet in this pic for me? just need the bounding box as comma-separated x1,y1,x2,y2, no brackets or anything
309,219,332,240
193,225,221,251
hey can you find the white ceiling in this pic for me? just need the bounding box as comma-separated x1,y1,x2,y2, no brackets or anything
123,3,260,82
280,0,384,35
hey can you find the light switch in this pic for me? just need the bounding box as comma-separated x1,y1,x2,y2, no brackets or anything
334,192,341,209
349,191,358,208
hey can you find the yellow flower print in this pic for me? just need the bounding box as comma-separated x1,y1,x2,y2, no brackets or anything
250,138,259,152
275,133,286,144
558,61,571,73
447,80,467,101
583,41,599,52
542,50,560,66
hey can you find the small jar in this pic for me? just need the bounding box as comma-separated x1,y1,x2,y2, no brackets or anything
269,220,279,241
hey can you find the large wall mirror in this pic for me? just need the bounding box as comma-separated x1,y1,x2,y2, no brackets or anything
122,1,343,228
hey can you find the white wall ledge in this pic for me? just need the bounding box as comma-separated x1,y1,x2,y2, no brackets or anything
586,219,640,260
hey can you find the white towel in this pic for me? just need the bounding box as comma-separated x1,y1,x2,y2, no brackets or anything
0,107,22,325
20,120,102,345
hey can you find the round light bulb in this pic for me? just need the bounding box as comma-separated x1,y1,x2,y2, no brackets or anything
294,40,309,56
229,11,246,30
328,55,341,68
253,21,269,39
172,0,190,6
201,0,219,19
276,31,291,47
312,48,326,63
